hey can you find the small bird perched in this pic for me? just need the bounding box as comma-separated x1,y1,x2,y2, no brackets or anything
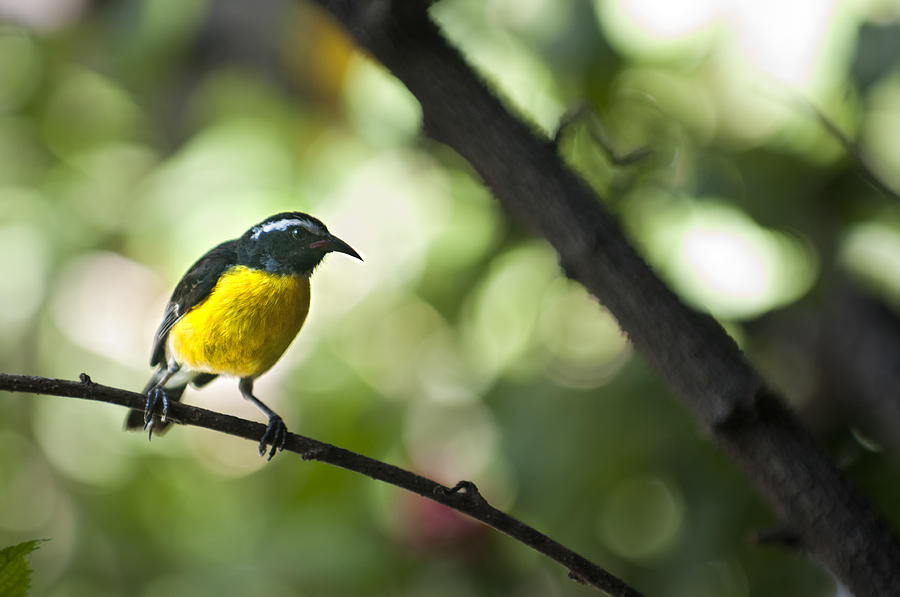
125,212,362,460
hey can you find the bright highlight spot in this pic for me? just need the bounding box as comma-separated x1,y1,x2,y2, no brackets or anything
50,252,163,366
616,0,719,39
682,225,770,301
670,205,815,318
600,0,846,88
635,198,816,319
597,0,855,146
318,151,450,309
730,0,840,87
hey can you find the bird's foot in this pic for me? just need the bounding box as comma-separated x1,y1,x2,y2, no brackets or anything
259,414,288,461
143,385,170,440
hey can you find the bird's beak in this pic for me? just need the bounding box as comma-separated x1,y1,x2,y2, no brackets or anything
326,235,363,261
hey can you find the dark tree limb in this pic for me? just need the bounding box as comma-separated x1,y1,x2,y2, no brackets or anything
0,373,644,597
304,1,900,595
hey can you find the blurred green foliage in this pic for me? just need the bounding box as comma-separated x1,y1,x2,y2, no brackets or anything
0,539,43,597
2,0,900,596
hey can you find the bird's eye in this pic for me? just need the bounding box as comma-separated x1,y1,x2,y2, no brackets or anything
291,228,300,237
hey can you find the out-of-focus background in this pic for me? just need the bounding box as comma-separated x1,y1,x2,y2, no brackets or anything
1,0,900,595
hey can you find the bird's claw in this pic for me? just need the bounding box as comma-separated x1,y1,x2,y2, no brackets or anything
143,385,170,440
259,415,287,461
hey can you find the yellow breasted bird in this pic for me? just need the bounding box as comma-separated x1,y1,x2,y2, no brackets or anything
125,212,362,460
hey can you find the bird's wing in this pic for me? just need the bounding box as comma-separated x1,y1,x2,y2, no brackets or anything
150,240,238,367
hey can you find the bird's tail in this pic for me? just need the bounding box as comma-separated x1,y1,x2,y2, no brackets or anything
124,369,188,435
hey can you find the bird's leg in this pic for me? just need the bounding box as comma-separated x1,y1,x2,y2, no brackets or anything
144,362,180,439
239,377,288,461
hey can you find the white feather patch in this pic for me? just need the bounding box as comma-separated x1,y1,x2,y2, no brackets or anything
251,218,323,239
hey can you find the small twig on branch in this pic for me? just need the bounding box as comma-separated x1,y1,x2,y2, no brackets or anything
0,372,645,597
553,104,652,166
801,98,900,203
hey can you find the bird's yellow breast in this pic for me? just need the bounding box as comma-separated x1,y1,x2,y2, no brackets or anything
167,265,311,378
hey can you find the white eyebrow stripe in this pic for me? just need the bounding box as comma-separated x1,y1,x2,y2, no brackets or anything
251,218,322,239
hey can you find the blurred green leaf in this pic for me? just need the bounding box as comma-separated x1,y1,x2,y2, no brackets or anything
0,539,45,597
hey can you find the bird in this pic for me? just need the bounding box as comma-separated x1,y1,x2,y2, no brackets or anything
125,211,362,460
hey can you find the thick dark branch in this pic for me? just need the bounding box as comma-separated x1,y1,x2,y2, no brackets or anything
0,373,643,597
306,2,900,595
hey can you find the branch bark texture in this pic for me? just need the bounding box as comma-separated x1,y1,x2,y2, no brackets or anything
0,373,643,597
306,2,900,595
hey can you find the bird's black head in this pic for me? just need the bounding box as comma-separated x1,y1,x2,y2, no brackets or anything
236,212,362,276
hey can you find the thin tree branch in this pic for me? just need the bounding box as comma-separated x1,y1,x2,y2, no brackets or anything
0,372,644,597
803,99,900,203
304,2,900,595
